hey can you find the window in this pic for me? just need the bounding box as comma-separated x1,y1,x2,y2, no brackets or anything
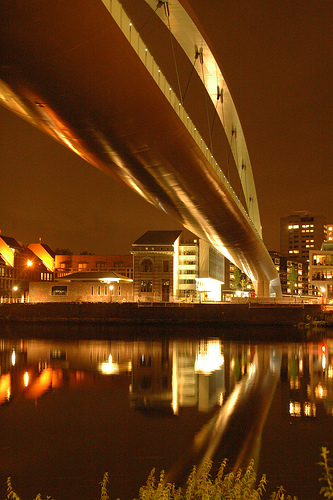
51,285,67,296
78,262,88,269
91,286,94,295
104,286,108,295
140,259,153,272
96,261,107,269
163,260,169,272
98,285,101,296
141,280,152,292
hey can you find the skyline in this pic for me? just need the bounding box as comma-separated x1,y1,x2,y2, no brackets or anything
0,0,332,255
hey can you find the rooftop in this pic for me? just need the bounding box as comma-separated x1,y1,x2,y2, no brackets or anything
133,230,182,246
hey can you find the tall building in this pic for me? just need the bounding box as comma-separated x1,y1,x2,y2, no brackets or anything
327,224,333,243
280,212,327,261
308,242,333,300
269,251,306,296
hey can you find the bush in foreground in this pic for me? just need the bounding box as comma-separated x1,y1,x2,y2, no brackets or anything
5,447,333,500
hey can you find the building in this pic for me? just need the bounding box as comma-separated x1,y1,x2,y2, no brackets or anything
178,240,199,300
29,271,133,303
0,235,54,302
280,212,327,261
132,230,226,302
55,253,133,279
327,224,333,243
308,242,333,301
269,251,307,296
132,230,182,302
195,239,225,302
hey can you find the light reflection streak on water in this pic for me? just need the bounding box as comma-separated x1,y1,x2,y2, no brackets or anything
24,367,53,400
195,352,260,474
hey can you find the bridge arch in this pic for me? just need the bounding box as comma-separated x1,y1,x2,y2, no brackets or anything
0,0,281,296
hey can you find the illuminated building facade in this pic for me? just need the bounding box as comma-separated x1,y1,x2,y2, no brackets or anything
269,251,307,296
55,254,133,279
280,212,327,261
29,271,133,303
308,242,333,300
132,231,226,302
132,230,182,302
0,235,54,302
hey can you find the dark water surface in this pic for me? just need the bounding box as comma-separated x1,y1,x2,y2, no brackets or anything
0,323,332,500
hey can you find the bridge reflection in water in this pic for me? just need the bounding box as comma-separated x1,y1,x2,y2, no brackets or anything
0,333,332,499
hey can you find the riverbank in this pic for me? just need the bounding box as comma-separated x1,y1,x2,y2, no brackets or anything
0,301,329,327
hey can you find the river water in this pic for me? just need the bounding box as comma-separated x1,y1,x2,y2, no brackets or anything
0,323,332,500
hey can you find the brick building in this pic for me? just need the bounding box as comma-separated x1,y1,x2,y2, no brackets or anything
29,271,133,303
132,230,181,302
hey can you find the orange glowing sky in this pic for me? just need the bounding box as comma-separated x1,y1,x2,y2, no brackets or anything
0,0,332,255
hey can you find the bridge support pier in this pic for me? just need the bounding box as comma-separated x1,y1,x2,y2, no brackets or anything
254,280,271,298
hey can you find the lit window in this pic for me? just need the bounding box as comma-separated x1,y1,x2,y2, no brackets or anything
141,280,153,292
52,285,67,296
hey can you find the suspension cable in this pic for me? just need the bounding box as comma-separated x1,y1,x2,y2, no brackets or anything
197,48,214,154
164,1,183,105
138,1,164,33
182,57,198,104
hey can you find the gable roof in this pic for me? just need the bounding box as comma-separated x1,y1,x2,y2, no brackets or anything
133,230,182,246
0,235,21,249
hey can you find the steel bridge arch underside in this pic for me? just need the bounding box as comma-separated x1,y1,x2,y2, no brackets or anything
0,0,281,297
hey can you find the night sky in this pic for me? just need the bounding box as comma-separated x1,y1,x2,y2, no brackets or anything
0,0,332,255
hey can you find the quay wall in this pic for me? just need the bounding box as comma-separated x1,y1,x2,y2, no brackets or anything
0,302,324,326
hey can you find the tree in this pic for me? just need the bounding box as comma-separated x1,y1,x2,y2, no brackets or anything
288,264,298,295
54,248,73,255
233,266,250,291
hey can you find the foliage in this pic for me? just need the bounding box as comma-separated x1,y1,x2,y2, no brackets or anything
80,250,95,255
233,267,250,291
4,450,333,500
318,447,333,499
53,248,72,255
287,264,298,294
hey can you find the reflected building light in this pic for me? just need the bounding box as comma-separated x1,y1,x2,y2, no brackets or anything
299,359,303,374
6,387,11,401
304,402,316,417
315,384,327,399
218,392,224,406
99,354,120,375
172,346,179,415
328,365,333,379
23,372,29,387
248,363,256,378
195,340,224,374
290,377,300,390
0,374,11,403
289,400,301,417
322,355,326,372
11,349,15,366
